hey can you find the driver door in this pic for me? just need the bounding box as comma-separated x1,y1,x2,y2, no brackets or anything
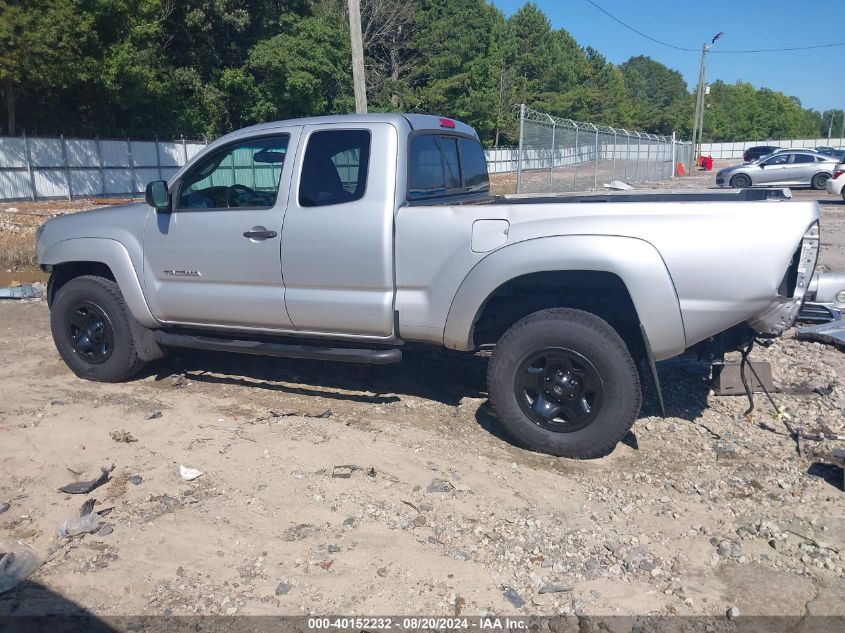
143,129,301,329
756,153,791,184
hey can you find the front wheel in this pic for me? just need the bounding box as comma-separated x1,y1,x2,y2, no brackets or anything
50,275,145,382
487,308,642,458
730,174,751,188
812,173,830,190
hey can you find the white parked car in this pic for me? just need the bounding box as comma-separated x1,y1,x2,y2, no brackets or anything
826,163,845,200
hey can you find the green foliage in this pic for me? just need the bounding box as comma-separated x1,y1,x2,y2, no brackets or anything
0,0,832,144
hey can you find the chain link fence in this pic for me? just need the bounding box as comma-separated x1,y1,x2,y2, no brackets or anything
514,104,692,194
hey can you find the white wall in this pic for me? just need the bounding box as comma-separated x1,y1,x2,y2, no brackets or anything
0,136,205,201
699,138,844,161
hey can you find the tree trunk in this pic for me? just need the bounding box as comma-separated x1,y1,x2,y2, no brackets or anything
389,44,400,108
3,78,15,135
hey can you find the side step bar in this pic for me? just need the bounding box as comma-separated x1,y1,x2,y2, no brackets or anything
153,331,402,364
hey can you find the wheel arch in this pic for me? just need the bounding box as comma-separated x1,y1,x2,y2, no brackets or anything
443,235,687,361
41,238,159,328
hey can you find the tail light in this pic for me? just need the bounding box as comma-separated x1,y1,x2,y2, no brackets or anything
438,117,456,129
834,169,845,179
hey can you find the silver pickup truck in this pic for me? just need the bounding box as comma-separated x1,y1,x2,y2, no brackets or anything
36,114,820,458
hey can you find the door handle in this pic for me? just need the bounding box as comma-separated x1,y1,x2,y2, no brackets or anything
243,227,278,240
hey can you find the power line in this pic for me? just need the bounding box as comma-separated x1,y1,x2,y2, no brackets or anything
584,0,845,54
711,42,845,54
584,0,697,51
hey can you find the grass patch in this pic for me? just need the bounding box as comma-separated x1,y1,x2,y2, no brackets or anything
0,230,37,269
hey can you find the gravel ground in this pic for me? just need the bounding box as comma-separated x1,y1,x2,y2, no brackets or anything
1,173,844,622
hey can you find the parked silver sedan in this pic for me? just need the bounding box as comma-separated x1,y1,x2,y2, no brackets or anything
716,150,837,189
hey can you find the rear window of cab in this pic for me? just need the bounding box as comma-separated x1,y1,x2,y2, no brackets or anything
407,134,489,200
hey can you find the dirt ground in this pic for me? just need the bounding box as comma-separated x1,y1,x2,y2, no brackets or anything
1,170,845,621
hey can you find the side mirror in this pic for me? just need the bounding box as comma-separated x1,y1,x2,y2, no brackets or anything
145,180,171,212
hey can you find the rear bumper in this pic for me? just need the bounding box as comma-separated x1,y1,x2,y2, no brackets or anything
826,176,845,195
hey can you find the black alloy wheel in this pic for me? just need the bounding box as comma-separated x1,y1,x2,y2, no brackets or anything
67,301,114,364
514,348,604,432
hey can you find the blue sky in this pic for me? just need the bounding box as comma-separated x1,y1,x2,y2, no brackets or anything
491,0,842,113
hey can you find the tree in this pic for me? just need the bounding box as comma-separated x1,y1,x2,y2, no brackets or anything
620,56,689,134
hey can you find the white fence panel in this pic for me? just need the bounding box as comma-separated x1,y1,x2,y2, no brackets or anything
29,139,64,167
97,140,128,167
130,141,157,168
0,134,207,200
700,137,845,160
33,169,68,198
69,170,102,196
0,170,30,199
133,168,159,192
103,169,133,195
65,140,100,167
158,142,182,167
0,138,26,168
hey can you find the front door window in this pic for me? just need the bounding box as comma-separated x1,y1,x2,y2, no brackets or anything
178,136,289,210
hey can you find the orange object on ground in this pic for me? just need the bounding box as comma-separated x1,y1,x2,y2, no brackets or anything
676,162,686,176
701,156,713,171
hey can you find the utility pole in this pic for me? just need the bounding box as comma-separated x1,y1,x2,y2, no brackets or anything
839,112,844,148
828,112,835,144
689,32,723,172
347,0,367,114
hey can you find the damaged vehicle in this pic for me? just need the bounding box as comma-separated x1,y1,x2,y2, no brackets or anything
36,114,820,458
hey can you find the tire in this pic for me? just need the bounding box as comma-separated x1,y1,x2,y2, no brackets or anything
487,308,641,459
50,275,145,382
812,173,830,190
730,174,751,188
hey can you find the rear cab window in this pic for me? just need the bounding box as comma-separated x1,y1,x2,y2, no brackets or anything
407,133,489,202
298,130,371,207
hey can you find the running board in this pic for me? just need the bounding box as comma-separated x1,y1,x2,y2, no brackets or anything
153,331,402,364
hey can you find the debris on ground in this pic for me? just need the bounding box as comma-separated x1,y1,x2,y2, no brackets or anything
283,524,318,542
179,465,203,481
58,465,114,494
502,586,525,608
796,320,845,349
128,475,143,485
110,430,138,443
426,478,454,493
274,581,291,596
0,503,9,515
57,512,99,538
260,408,332,420
170,375,187,389
0,285,42,300
145,410,163,420
331,465,353,479
0,539,43,594
603,180,634,191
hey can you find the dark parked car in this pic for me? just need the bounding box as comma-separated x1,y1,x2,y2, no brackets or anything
816,147,845,161
743,145,780,162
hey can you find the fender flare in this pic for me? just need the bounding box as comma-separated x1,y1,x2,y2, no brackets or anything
40,238,159,329
443,235,687,360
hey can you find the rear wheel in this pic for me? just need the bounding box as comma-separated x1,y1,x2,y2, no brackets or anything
730,174,751,188
487,308,641,458
812,173,830,190
50,275,145,382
